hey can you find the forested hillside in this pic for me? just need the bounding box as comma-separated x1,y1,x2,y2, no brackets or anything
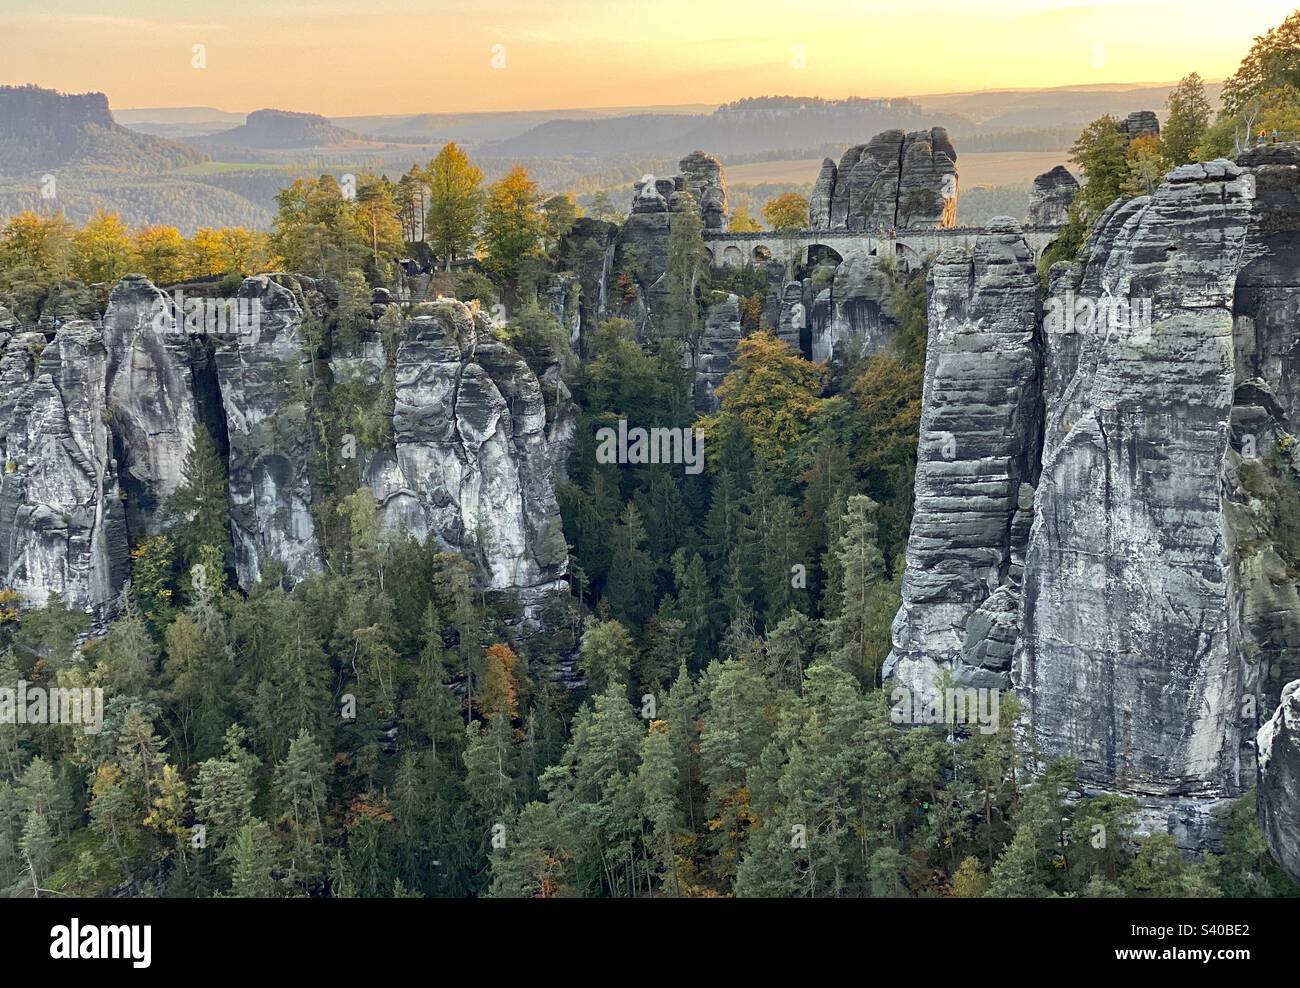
3,13,1300,899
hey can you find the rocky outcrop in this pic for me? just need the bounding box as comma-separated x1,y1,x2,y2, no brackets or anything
215,275,323,589
809,158,837,228
1119,110,1160,142
884,217,1042,691
0,272,572,622
1234,143,1300,429
692,293,743,411
617,178,675,338
101,275,210,535
1020,161,1255,834
679,151,728,231
889,155,1300,851
557,217,619,356
1258,680,1300,883
818,128,957,232
617,157,734,338
0,322,129,615
815,255,897,362
1027,165,1079,226
368,300,567,602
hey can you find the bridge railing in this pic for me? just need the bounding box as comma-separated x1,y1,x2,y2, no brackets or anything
701,223,1065,241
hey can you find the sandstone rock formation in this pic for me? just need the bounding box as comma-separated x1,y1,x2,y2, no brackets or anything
367,300,567,603
885,217,1042,692
809,158,837,228
692,293,743,411
1119,109,1160,142
1258,680,1300,883
216,275,323,589
0,322,129,615
1017,162,1254,830
815,128,957,232
101,275,210,535
0,272,570,625
888,150,1300,851
1027,165,1079,226
679,150,729,231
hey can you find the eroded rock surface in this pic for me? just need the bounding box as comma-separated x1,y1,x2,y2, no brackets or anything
817,128,957,231
368,301,567,602
1027,165,1079,226
0,322,128,615
885,217,1042,691
692,293,743,411
215,275,323,589
889,157,1300,851
679,150,729,231
1259,680,1300,883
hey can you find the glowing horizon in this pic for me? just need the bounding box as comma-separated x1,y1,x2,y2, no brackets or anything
0,0,1294,117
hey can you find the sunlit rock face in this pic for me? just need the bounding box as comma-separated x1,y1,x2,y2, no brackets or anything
817,128,957,232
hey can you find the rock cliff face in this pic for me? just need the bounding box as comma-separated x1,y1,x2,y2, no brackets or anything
0,322,128,615
368,300,567,602
1259,680,1300,883
692,294,743,410
889,151,1300,855
102,276,211,535
1027,166,1079,226
0,273,225,616
216,275,323,589
815,128,957,231
885,217,1042,692
1018,162,1254,831
679,150,729,231
0,274,570,622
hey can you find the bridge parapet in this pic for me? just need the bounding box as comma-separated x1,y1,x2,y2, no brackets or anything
701,224,1064,269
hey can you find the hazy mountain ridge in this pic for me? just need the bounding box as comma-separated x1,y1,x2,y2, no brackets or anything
193,108,369,150
0,84,205,176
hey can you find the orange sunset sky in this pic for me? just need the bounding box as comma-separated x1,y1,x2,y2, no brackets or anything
1,0,1296,115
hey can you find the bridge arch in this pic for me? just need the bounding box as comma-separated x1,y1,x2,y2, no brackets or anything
891,241,924,272
805,243,845,268
752,243,774,263
722,244,744,267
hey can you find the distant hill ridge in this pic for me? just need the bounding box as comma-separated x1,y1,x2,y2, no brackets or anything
0,84,204,176
196,108,365,149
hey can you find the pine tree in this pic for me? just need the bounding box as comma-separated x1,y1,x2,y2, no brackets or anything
664,191,707,345
637,720,682,896
1161,73,1211,165
231,819,276,898
827,495,893,684
276,730,330,888
98,592,158,697
165,426,230,574
604,502,656,629
578,619,636,695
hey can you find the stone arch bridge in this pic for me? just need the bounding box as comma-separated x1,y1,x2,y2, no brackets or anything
703,225,1063,272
